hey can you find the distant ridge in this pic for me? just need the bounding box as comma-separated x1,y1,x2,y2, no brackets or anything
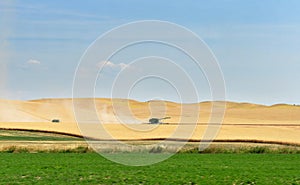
0,98,299,123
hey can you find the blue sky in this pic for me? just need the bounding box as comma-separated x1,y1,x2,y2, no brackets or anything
1,0,300,105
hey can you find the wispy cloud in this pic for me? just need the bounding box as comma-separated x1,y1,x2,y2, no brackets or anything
97,61,129,70
27,59,41,65
17,59,45,70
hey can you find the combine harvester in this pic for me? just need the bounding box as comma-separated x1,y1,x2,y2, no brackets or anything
148,117,171,124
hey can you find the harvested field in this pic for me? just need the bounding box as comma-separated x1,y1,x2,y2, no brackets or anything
0,98,300,146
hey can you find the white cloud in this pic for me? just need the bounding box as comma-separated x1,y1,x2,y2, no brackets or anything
27,59,41,65
17,59,45,70
97,61,129,69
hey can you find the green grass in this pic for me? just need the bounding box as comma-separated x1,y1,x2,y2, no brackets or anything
0,153,299,184
0,135,83,141
0,130,83,141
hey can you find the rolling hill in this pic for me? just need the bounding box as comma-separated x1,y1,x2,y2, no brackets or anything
0,98,299,144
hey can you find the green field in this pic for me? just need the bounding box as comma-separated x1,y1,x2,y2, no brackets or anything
0,130,83,141
0,153,299,184
1,130,300,184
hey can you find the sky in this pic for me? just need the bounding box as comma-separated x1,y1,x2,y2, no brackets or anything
1,0,300,105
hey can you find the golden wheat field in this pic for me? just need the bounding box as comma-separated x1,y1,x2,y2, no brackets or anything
0,98,300,144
